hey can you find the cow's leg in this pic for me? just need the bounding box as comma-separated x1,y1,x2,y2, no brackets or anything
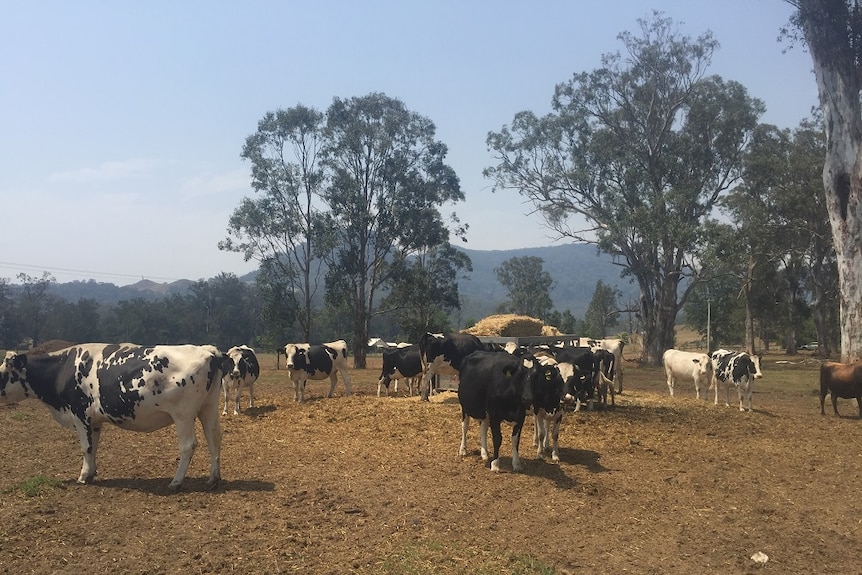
247,382,255,409
617,367,623,394
489,420,503,472
74,422,99,484
198,400,223,490
820,391,827,415
377,377,387,397
533,412,545,457
478,418,490,462
420,371,433,401
221,382,230,415
341,368,352,397
857,395,862,418
510,419,524,472
459,414,469,456
832,393,840,416
232,384,241,415
550,414,561,463
666,372,675,397
293,379,302,402
169,417,199,490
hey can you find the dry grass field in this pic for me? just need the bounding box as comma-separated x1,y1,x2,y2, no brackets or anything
1,346,860,574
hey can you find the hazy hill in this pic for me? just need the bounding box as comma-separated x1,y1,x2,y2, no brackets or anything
43,244,637,320
455,243,637,321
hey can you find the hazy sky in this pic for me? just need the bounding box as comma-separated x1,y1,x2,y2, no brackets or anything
0,1,818,286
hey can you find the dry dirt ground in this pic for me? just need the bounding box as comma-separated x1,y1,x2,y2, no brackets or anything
1,350,860,575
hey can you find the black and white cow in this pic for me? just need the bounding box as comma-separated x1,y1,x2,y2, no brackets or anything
545,346,601,411
283,340,352,402
579,337,625,393
221,345,260,415
418,332,485,401
0,343,224,490
457,350,563,472
531,354,567,462
377,343,422,397
711,349,763,411
663,349,713,399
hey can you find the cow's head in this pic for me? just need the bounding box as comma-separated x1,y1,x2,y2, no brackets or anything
692,355,713,376
0,351,29,402
530,361,565,413
283,343,311,371
225,346,251,378
749,354,764,379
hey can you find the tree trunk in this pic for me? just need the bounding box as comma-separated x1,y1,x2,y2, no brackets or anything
640,282,677,366
811,55,862,362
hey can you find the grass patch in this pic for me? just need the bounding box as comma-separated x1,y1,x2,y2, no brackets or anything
6,475,65,497
9,411,30,422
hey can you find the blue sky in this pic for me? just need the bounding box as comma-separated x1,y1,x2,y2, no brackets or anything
0,1,818,286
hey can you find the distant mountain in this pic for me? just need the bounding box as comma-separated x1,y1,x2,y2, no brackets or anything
42,244,638,320
47,278,195,304
455,243,637,321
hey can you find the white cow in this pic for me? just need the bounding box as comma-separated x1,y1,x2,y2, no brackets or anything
283,340,352,402
0,343,224,490
663,349,713,399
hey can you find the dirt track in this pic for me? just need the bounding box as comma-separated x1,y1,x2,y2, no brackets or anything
1,353,860,574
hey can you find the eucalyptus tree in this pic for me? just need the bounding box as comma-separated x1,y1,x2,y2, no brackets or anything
221,104,328,341
786,1,862,361
494,255,554,319
381,243,470,342
12,272,57,348
583,280,620,338
320,93,467,367
485,13,763,363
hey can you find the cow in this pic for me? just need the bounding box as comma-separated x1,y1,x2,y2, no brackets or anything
819,361,862,418
377,344,422,397
0,343,224,490
457,350,563,472
711,349,763,412
579,337,625,393
418,332,485,401
593,348,617,407
663,349,713,399
542,346,602,411
283,340,352,402
531,354,567,462
221,345,260,415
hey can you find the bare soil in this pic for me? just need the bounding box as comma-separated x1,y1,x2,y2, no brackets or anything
1,351,859,575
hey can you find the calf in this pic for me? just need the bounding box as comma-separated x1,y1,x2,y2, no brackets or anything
458,350,563,472
377,344,422,396
284,340,352,402
711,349,763,411
663,349,713,399
222,345,260,415
418,332,485,401
0,344,224,490
819,361,862,418
531,354,567,462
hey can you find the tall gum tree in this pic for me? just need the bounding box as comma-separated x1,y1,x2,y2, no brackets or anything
321,93,467,368
485,13,763,364
786,1,862,361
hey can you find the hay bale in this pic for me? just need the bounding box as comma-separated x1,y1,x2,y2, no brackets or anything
464,314,545,337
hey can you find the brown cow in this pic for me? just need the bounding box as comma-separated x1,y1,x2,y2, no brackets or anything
819,361,862,418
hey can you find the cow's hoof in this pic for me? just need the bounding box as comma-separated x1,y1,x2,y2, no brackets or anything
205,478,220,491
490,460,501,472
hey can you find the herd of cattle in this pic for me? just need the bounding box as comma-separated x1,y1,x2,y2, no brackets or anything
1,334,861,489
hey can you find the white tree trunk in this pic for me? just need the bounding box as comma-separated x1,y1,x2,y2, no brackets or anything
812,62,862,362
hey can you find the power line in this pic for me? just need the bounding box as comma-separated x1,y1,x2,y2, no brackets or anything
0,261,185,283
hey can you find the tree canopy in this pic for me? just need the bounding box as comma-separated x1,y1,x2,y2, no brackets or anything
486,12,763,363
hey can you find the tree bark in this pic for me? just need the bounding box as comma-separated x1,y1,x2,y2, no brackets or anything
810,52,862,362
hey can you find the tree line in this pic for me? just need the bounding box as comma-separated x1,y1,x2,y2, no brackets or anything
3,8,851,364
